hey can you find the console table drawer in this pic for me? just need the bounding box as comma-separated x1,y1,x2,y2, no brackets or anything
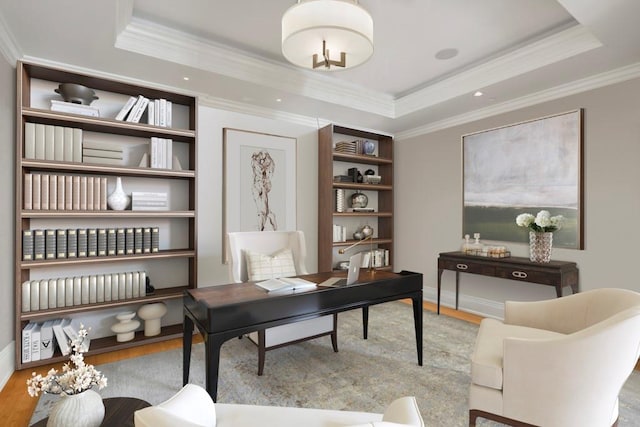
440,259,495,276
495,267,558,285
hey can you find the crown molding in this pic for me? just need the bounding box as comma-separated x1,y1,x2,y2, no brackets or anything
395,61,640,141
0,10,21,64
115,17,394,118
394,25,602,118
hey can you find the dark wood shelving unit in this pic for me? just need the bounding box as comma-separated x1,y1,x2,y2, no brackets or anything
318,124,393,272
14,61,198,369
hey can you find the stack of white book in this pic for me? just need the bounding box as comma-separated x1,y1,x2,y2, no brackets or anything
82,140,148,166
22,318,91,362
114,95,172,126
150,137,173,169
146,98,172,127
24,123,82,162
131,191,169,211
333,224,347,242
50,100,100,117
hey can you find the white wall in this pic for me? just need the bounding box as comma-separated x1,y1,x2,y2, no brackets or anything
197,105,319,286
395,77,640,317
0,56,15,387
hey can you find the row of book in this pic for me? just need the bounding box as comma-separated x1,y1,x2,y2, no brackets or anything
21,270,148,313
361,249,390,268
22,226,160,261
23,173,107,211
115,95,173,126
24,123,82,162
22,318,89,363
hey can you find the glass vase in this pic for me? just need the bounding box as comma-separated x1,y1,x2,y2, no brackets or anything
529,231,553,263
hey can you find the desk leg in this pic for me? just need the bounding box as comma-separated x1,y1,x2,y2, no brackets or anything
455,271,460,310
204,334,224,402
412,294,423,366
183,314,194,386
555,285,563,298
437,268,443,315
362,306,369,339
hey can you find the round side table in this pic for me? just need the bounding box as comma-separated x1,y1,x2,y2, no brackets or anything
32,397,150,427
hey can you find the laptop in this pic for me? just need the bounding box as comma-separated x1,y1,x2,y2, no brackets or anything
319,252,363,287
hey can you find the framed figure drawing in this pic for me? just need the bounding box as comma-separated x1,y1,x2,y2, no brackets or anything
223,128,297,260
462,109,583,249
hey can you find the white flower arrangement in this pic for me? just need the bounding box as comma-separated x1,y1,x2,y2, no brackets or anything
516,210,564,233
27,325,107,397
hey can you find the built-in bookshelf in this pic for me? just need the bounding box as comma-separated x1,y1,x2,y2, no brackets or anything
14,61,198,369
318,124,393,272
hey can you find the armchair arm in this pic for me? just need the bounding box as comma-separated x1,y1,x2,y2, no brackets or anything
501,309,640,427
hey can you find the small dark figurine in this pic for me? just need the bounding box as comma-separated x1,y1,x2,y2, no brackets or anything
145,276,155,295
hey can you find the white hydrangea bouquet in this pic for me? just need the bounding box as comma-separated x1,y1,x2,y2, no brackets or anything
27,325,107,397
516,210,564,233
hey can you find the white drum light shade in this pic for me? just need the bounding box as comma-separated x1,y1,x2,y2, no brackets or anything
282,0,373,70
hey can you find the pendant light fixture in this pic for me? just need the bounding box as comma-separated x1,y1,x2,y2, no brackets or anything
281,0,374,71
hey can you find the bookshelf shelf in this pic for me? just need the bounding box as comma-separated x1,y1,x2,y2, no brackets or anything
21,249,195,268
15,61,198,370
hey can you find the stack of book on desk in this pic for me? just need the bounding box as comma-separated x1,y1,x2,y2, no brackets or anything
82,140,148,166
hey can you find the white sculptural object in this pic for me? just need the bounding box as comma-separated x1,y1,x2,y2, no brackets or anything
137,302,167,336
111,311,140,342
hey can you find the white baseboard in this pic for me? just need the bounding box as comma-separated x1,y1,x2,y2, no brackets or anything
0,340,15,392
423,287,504,320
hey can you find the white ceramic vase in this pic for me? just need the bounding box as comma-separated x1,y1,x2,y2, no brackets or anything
138,302,168,336
107,177,130,210
47,389,104,427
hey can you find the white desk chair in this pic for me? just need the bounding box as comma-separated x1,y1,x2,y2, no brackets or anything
227,230,337,375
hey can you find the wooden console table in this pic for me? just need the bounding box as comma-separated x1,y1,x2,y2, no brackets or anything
437,251,579,314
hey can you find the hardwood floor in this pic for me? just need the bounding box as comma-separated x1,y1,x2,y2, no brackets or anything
2,302,474,426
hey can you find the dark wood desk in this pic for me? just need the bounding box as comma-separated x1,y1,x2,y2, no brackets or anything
437,251,579,314
32,397,150,427
183,270,423,401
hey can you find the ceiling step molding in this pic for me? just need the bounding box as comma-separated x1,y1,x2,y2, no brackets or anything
115,16,394,118
395,25,602,118
395,61,640,141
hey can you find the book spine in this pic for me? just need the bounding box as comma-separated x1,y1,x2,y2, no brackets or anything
41,174,49,210
97,228,107,256
56,278,66,308
72,176,80,210
23,173,32,210
142,227,151,253
107,228,117,256
89,275,97,303
139,271,146,297
101,177,107,210
72,128,83,162
54,126,64,161
132,271,139,298
118,273,126,300
80,176,87,210
151,227,159,252
77,228,88,257
62,126,73,161
33,229,45,260
87,228,97,257
22,324,32,363
115,96,137,121
30,324,41,362
48,279,57,309
86,176,94,210
44,125,55,161
45,229,56,259
81,276,90,304
125,272,133,299
22,230,34,261
39,279,48,310
97,274,105,303
30,280,39,311
56,229,67,259
93,176,101,210
68,228,78,258
64,175,72,210
116,228,126,255
32,173,41,210
73,277,82,305
35,123,45,159
21,281,31,312
57,175,65,211
65,278,74,307
111,273,119,301
134,227,143,254
48,174,57,210
104,274,112,302
125,227,135,254
24,122,35,158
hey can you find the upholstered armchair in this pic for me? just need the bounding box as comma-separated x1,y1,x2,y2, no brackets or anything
469,288,640,427
227,231,337,375
135,383,425,427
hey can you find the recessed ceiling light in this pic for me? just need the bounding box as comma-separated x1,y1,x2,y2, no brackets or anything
434,48,459,60
276,98,282,102
183,77,190,81
473,91,483,97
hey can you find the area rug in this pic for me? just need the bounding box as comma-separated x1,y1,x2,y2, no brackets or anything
31,302,640,426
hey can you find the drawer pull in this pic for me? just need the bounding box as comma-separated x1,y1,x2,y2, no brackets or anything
456,264,468,270
512,271,528,279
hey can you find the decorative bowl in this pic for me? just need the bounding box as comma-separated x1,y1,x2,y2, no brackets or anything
55,83,99,105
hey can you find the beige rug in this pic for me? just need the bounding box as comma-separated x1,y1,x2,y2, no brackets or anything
32,302,640,426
